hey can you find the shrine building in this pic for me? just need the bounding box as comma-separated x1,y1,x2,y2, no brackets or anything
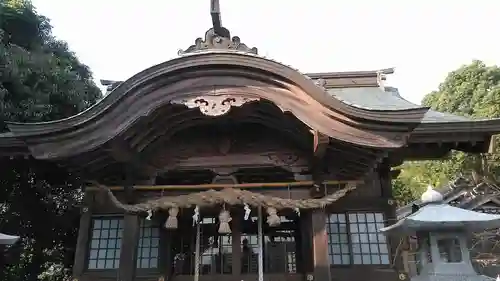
1,2,500,281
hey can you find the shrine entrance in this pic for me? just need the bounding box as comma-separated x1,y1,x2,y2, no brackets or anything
170,207,303,281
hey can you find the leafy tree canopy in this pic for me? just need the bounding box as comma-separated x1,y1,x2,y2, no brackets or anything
0,1,102,280
393,60,500,205
0,0,101,126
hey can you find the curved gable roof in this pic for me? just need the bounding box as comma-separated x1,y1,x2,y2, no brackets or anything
5,51,428,159
2,2,500,161
6,51,428,135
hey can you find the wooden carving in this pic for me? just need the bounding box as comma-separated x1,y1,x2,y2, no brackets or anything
178,0,258,55
178,33,258,55
267,152,301,167
171,95,259,116
314,78,327,88
377,70,387,90
312,130,329,158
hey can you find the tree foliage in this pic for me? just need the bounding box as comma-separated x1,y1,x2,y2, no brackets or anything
393,60,500,205
0,1,102,280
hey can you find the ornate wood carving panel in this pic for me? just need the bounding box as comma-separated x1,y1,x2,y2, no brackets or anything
171,95,259,117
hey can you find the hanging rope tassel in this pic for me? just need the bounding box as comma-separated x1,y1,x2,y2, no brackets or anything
218,209,232,233
164,207,179,229
266,207,281,226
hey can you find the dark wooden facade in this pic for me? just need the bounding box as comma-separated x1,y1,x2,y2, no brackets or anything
1,2,500,281
71,172,397,281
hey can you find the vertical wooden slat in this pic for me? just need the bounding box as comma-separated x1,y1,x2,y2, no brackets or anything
72,192,93,278
118,214,140,281
311,209,331,281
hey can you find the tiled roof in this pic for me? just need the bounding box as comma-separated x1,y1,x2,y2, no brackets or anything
327,86,472,123
327,87,424,111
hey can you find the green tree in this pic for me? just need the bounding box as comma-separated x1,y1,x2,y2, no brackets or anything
0,1,102,280
393,60,500,205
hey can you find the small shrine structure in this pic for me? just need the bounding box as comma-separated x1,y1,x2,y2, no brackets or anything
381,186,499,281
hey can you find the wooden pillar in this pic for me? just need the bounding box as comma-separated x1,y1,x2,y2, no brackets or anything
118,214,140,281
72,192,93,278
117,176,152,281
232,210,242,277
310,209,331,281
379,164,400,271
299,212,313,274
161,228,174,280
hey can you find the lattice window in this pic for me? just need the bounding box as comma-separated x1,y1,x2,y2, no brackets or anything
326,213,351,265
136,219,160,269
327,212,390,265
88,217,124,269
241,233,259,274
349,213,389,264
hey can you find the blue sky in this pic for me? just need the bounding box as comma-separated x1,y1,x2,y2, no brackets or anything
31,0,500,104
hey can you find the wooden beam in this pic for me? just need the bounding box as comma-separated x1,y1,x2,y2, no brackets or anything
312,130,329,158
106,138,160,177
85,179,362,191
310,130,329,186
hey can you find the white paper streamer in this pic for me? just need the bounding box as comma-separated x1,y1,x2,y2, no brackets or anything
192,206,200,226
146,209,153,220
244,203,251,220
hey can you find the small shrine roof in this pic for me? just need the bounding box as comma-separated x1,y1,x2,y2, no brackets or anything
381,203,500,234
0,232,19,245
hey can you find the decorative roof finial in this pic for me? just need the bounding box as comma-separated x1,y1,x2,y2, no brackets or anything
210,0,222,35
420,185,443,204
177,0,258,55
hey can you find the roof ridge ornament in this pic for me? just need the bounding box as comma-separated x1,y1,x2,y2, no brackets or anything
420,184,444,204
178,0,258,55
376,70,386,91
